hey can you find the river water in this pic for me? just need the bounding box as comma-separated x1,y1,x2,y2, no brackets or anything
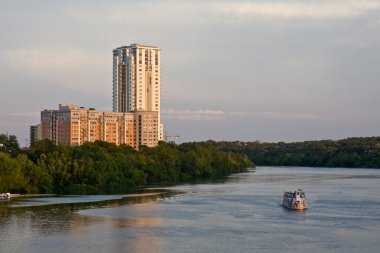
1,166,380,253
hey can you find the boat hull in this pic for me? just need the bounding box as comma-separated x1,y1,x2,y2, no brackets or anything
282,189,307,210
0,193,11,201
282,201,307,210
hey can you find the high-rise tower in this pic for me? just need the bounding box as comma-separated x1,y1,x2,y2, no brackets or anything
113,43,161,113
113,43,163,147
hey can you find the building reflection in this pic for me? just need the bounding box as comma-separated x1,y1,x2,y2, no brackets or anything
0,193,168,253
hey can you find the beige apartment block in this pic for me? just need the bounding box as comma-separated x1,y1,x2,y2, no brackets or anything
41,110,55,142
134,111,159,148
113,44,161,113
40,44,163,149
99,112,135,147
113,43,163,143
41,104,135,147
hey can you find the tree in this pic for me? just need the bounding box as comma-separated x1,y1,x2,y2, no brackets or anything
0,134,21,157
0,153,27,193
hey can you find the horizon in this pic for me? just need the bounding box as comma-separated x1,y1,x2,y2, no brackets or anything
1,0,380,146
2,130,380,148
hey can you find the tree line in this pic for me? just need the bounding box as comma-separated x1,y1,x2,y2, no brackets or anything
0,134,254,194
204,137,380,168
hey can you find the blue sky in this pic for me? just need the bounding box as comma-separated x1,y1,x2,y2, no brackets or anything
1,0,380,146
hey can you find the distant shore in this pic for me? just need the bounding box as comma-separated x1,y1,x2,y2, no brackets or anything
10,194,57,198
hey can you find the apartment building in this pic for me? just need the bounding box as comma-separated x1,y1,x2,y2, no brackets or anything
113,43,160,113
135,111,159,148
113,43,163,144
41,104,135,147
29,124,42,144
39,44,163,149
41,104,160,148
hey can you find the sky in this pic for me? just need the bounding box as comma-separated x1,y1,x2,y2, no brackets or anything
0,0,380,146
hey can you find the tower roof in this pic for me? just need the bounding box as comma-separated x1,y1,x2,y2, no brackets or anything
113,43,160,51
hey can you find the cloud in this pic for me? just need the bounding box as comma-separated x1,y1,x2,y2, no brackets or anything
162,109,321,121
215,0,379,21
0,112,40,128
2,48,108,93
252,112,322,120
162,109,227,120
4,48,99,70
65,1,380,27
6,112,40,117
66,1,202,27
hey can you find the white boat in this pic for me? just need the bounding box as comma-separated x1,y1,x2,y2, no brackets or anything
0,193,11,200
282,189,307,210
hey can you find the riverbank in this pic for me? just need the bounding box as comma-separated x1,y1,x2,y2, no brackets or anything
0,140,254,195
9,194,56,198
205,137,380,168
2,189,172,209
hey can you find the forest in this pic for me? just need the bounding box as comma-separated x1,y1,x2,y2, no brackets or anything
3,133,379,195
0,134,254,194
204,137,380,168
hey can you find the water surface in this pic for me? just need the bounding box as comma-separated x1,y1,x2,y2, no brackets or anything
1,167,379,253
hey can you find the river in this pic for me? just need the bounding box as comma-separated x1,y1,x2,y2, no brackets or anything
1,166,380,253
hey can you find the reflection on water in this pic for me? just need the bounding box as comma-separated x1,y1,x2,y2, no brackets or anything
0,191,169,253
1,167,380,253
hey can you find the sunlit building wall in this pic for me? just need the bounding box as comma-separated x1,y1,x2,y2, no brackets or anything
113,43,160,113
41,110,55,142
134,111,159,148
41,104,135,147
113,43,163,146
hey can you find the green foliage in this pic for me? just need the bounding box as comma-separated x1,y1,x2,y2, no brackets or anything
0,135,254,194
0,134,21,157
3,133,379,194
0,153,27,192
207,137,380,168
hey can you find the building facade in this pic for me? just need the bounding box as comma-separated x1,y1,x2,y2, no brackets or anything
113,43,161,113
135,111,159,148
29,124,42,145
39,43,163,149
41,104,159,148
113,43,163,144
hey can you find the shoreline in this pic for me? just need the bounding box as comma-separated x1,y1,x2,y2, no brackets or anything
10,193,57,198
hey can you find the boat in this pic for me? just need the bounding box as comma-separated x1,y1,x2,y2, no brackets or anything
0,193,11,201
282,189,307,210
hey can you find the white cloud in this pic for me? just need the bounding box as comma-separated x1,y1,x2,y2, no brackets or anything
162,109,321,121
215,0,379,21
162,109,226,120
252,112,322,120
65,1,380,27
6,112,40,117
